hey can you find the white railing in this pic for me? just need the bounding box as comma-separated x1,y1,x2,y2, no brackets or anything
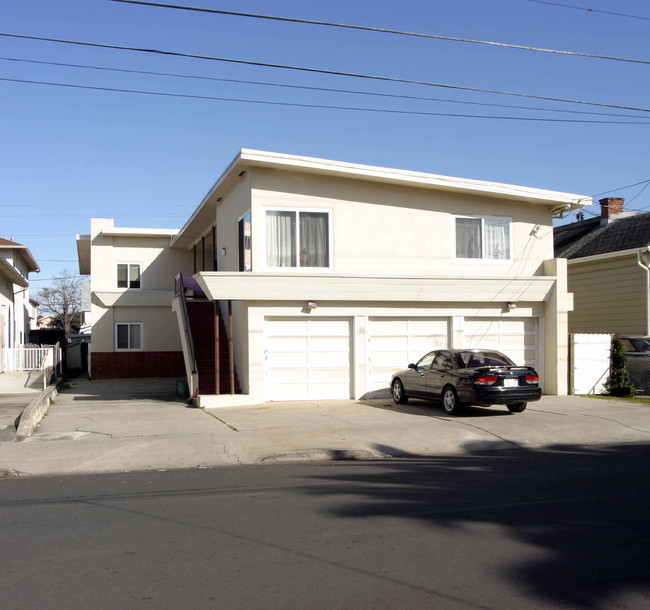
5,346,54,372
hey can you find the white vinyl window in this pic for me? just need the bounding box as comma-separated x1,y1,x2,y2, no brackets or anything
455,216,512,262
115,323,142,350
265,209,331,270
117,263,141,289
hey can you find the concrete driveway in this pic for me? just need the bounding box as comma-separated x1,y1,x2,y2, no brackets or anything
1,377,649,477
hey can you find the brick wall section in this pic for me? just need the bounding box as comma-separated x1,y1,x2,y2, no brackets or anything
91,352,185,379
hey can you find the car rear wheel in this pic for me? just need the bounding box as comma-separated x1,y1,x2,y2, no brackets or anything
392,379,408,404
442,386,462,415
507,402,527,413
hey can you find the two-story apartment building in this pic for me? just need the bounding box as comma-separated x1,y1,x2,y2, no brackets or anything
77,150,590,406
0,237,40,372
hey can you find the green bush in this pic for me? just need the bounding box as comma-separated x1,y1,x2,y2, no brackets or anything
605,338,636,397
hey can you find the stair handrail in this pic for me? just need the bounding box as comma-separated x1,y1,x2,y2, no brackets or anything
174,273,198,379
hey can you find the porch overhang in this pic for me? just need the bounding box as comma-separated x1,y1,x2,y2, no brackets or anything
195,272,557,304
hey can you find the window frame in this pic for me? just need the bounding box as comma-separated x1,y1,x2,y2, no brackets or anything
453,214,513,264
116,263,142,290
262,207,333,272
238,210,252,272
115,322,143,351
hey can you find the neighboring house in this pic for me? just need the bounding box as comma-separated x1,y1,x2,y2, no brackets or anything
29,298,39,330
38,315,56,329
0,237,40,372
554,197,650,336
76,150,590,406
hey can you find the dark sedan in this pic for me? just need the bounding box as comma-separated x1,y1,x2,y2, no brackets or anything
390,349,541,414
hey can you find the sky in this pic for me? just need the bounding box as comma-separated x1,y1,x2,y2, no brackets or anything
2,0,649,292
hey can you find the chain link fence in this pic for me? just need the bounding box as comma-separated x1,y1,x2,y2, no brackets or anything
625,354,650,396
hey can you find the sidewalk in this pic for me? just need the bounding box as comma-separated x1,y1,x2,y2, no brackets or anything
1,377,649,477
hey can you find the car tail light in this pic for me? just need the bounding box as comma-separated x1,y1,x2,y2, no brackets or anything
524,374,539,384
474,375,498,385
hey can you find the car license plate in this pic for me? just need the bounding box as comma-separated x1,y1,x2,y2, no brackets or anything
504,378,518,387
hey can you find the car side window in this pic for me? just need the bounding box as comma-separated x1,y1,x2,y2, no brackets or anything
416,352,436,370
433,351,453,369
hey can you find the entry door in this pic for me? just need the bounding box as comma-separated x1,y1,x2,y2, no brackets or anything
264,318,352,401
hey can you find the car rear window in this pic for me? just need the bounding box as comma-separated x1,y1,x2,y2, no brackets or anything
458,351,514,368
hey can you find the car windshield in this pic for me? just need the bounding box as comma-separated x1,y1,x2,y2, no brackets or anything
457,351,515,368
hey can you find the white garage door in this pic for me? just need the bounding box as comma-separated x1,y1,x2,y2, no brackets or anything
264,318,352,401
463,317,539,371
367,318,450,394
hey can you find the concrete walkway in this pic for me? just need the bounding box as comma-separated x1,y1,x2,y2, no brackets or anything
1,377,649,477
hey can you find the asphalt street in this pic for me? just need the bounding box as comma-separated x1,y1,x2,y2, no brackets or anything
1,445,649,609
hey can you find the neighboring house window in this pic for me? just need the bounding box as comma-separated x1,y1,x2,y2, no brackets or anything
116,323,142,350
455,216,511,261
265,209,331,269
238,210,252,272
117,263,141,289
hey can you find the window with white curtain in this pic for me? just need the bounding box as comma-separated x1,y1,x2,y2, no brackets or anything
455,216,511,261
265,209,330,269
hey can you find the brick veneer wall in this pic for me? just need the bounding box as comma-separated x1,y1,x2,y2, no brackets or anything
91,351,185,379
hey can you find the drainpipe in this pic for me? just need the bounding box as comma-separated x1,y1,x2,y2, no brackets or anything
637,247,650,335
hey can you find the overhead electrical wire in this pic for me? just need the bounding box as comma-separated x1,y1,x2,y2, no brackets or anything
2,76,649,124
111,0,650,66
592,179,650,198
523,0,650,22
1,32,648,114
2,56,644,120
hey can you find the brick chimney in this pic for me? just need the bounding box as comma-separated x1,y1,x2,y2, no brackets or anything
600,197,625,220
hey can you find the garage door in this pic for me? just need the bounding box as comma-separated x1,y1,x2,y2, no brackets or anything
367,318,450,394
264,318,352,401
463,317,539,371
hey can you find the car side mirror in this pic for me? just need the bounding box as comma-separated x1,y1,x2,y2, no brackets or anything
408,363,416,370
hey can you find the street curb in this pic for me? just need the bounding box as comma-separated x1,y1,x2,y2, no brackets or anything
259,448,392,463
15,382,60,440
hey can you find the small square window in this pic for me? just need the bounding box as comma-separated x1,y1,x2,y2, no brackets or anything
117,264,141,289
116,323,142,350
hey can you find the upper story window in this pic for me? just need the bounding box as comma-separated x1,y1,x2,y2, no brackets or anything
117,263,141,289
455,216,512,262
265,209,331,270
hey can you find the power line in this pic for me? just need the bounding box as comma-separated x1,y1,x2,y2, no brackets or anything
3,76,649,124
2,55,645,120
592,179,650,197
1,32,648,113
524,0,650,22
112,0,650,66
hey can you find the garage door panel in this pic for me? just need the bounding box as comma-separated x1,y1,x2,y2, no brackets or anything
463,317,539,371
264,318,352,400
267,336,308,351
367,317,450,394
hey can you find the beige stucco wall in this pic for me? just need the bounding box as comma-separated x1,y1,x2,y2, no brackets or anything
243,168,554,277
90,219,193,353
567,254,649,335
214,175,252,272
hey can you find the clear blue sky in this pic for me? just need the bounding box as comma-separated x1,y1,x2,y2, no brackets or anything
2,0,649,290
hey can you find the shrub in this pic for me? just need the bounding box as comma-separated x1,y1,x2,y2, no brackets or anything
605,338,636,397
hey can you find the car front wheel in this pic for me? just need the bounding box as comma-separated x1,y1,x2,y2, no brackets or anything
442,386,462,415
392,379,408,404
507,402,527,413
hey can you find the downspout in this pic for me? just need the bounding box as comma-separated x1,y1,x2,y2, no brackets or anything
637,247,650,336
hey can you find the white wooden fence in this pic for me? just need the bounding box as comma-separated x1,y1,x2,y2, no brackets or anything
570,334,611,395
5,345,60,374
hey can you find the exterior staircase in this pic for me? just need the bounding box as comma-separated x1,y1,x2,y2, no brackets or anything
186,301,240,396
